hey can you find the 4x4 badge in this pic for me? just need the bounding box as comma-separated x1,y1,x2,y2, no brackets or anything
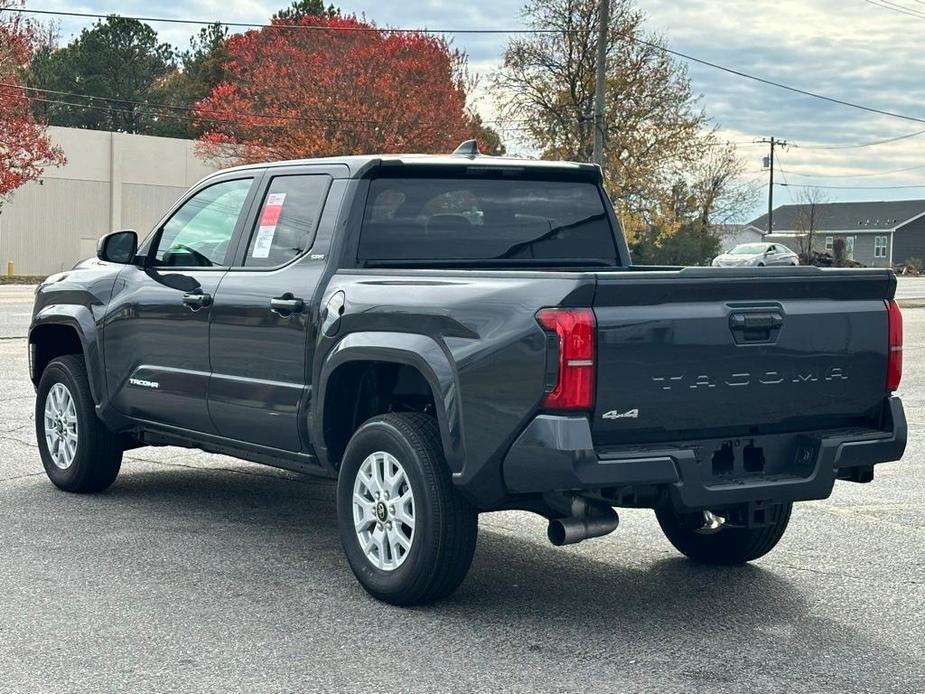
603,408,638,420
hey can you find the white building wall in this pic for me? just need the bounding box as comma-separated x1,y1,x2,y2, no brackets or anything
721,225,765,251
0,126,224,275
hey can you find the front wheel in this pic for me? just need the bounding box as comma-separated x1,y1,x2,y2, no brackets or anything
336,413,478,606
36,355,123,493
655,503,792,564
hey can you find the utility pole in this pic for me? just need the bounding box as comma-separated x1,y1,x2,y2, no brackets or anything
592,0,610,166
757,136,788,235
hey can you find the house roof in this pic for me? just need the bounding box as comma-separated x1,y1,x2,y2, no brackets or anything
748,199,925,233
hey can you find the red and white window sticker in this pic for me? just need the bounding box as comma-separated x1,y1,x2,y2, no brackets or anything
252,193,287,258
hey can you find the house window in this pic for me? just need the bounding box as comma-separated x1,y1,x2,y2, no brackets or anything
825,236,833,252
874,235,888,259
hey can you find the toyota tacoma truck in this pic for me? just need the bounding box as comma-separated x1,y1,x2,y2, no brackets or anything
30,142,906,606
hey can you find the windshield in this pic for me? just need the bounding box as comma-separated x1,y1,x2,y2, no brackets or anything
358,176,618,267
730,243,770,255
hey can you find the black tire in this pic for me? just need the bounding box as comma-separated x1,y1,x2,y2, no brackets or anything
655,503,792,565
757,262,766,267
336,413,478,606
36,355,123,493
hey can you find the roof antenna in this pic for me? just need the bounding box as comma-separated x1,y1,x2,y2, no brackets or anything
452,139,480,158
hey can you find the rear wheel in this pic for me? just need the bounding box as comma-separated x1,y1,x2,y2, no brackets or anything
336,413,478,606
656,503,792,564
36,355,123,493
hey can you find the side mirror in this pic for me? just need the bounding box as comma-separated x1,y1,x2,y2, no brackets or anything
97,230,138,264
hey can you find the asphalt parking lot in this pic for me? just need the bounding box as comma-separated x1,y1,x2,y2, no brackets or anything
1,284,923,693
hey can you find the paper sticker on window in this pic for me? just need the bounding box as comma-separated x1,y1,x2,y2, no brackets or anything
252,226,275,258
253,193,287,258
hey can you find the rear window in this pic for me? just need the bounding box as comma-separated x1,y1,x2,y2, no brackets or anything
358,177,617,267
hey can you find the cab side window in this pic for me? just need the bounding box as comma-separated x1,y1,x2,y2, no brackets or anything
244,175,330,268
154,178,253,268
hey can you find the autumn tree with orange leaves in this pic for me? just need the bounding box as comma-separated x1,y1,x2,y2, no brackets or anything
0,1,64,207
195,15,490,163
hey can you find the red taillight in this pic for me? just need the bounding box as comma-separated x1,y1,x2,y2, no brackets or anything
536,308,596,410
887,299,903,392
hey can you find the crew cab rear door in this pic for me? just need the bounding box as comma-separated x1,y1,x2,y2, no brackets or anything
208,165,347,452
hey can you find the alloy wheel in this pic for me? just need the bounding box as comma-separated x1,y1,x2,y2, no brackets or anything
44,382,79,470
352,451,416,571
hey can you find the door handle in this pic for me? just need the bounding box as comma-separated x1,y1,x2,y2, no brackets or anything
729,310,784,344
182,292,212,309
270,294,304,315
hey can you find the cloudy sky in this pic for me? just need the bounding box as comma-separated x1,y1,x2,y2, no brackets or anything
33,0,925,220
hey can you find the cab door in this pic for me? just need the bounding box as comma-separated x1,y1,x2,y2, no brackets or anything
104,173,261,432
208,167,345,451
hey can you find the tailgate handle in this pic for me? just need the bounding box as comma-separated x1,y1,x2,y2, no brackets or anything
729,311,784,343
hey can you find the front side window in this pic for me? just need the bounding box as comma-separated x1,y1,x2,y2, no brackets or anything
358,176,617,266
154,178,253,267
245,175,330,268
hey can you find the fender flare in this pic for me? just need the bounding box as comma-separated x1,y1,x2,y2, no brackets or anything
30,305,106,406
313,331,464,472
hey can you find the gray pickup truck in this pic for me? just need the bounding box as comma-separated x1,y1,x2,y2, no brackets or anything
30,143,906,605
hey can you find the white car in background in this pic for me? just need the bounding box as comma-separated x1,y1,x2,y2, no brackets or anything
712,242,799,267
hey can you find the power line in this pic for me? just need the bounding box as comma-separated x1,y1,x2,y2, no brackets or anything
8,7,925,128
642,38,925,126
19,94,320,130
0,7,574,34
0,78,795,144
794,128,925,149
777,161,925,178
863,0,925,20
7,91,460,139
0,81,536,132
0,6,925,137
777,150,925,179
0,81,378,125
776,182,925,190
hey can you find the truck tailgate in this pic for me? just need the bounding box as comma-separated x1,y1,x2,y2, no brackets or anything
590,267,894,446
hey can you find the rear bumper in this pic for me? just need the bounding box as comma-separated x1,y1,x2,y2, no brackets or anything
502,397,906,511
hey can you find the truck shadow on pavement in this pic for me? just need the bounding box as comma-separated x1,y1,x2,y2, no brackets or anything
79,461,923,691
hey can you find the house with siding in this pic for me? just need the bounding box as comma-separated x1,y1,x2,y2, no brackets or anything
714,223,766,250
748,200,925,268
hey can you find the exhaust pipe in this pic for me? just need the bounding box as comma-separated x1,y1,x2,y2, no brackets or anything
547,504,619,546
